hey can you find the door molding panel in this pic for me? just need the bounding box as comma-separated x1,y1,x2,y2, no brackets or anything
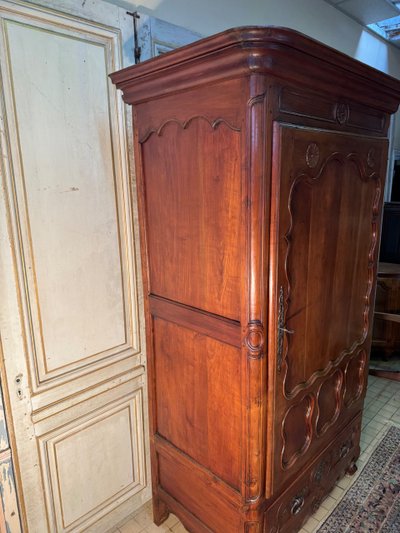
0,1,150,531
0,4,142,391
38,380,146,532
281,148,381,398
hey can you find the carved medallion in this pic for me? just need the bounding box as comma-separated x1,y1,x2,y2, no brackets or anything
245,320,265,359
305,142,319,168
367,148,375,168
335,103,350,125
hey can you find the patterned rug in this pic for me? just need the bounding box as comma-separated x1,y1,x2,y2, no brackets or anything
317,425,400,532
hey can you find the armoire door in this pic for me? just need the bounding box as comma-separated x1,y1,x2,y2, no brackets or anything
267,123,388,496
0,1,150,531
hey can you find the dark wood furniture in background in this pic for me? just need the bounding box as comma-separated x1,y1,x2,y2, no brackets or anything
371,262,400,381
370,204,400,381
111,27,400,533
379,202,400,263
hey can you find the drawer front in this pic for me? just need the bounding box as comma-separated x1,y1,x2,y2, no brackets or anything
264,414,361,533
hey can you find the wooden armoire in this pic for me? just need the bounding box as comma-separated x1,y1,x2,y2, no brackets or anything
111,27,400,533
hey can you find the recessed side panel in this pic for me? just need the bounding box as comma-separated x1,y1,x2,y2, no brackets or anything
157,446,241,532
153,317,241,490
138,81,244,321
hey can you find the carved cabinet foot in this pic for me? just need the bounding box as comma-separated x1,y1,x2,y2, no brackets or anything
345,461,358,476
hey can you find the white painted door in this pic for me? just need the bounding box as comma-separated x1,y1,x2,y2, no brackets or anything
0,1,150,531
137,14,201,60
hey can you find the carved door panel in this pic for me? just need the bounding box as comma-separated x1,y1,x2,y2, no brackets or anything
267,123,387,495
0,1,150,531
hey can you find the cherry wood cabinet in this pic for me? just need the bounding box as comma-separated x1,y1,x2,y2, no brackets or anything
111,27,400,533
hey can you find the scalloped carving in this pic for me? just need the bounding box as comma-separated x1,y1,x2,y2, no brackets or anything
281,151,381,399
139,115,241,143
281,395,314,469
344,349,366,407
316,369,343,436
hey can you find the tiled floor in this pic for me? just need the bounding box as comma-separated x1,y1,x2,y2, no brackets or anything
112,375,400,533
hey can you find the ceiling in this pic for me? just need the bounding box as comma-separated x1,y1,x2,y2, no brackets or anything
324,0,400,45
325,0,399,25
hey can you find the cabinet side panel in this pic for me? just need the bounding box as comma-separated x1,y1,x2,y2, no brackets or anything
132,78,248,526
153,318,241,489
158,451,241,532
139,108,242,321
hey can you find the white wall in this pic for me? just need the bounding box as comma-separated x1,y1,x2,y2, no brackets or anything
107,0,400,76
106,0,400,146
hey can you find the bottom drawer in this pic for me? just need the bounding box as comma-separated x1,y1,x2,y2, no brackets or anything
264,413,362,533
